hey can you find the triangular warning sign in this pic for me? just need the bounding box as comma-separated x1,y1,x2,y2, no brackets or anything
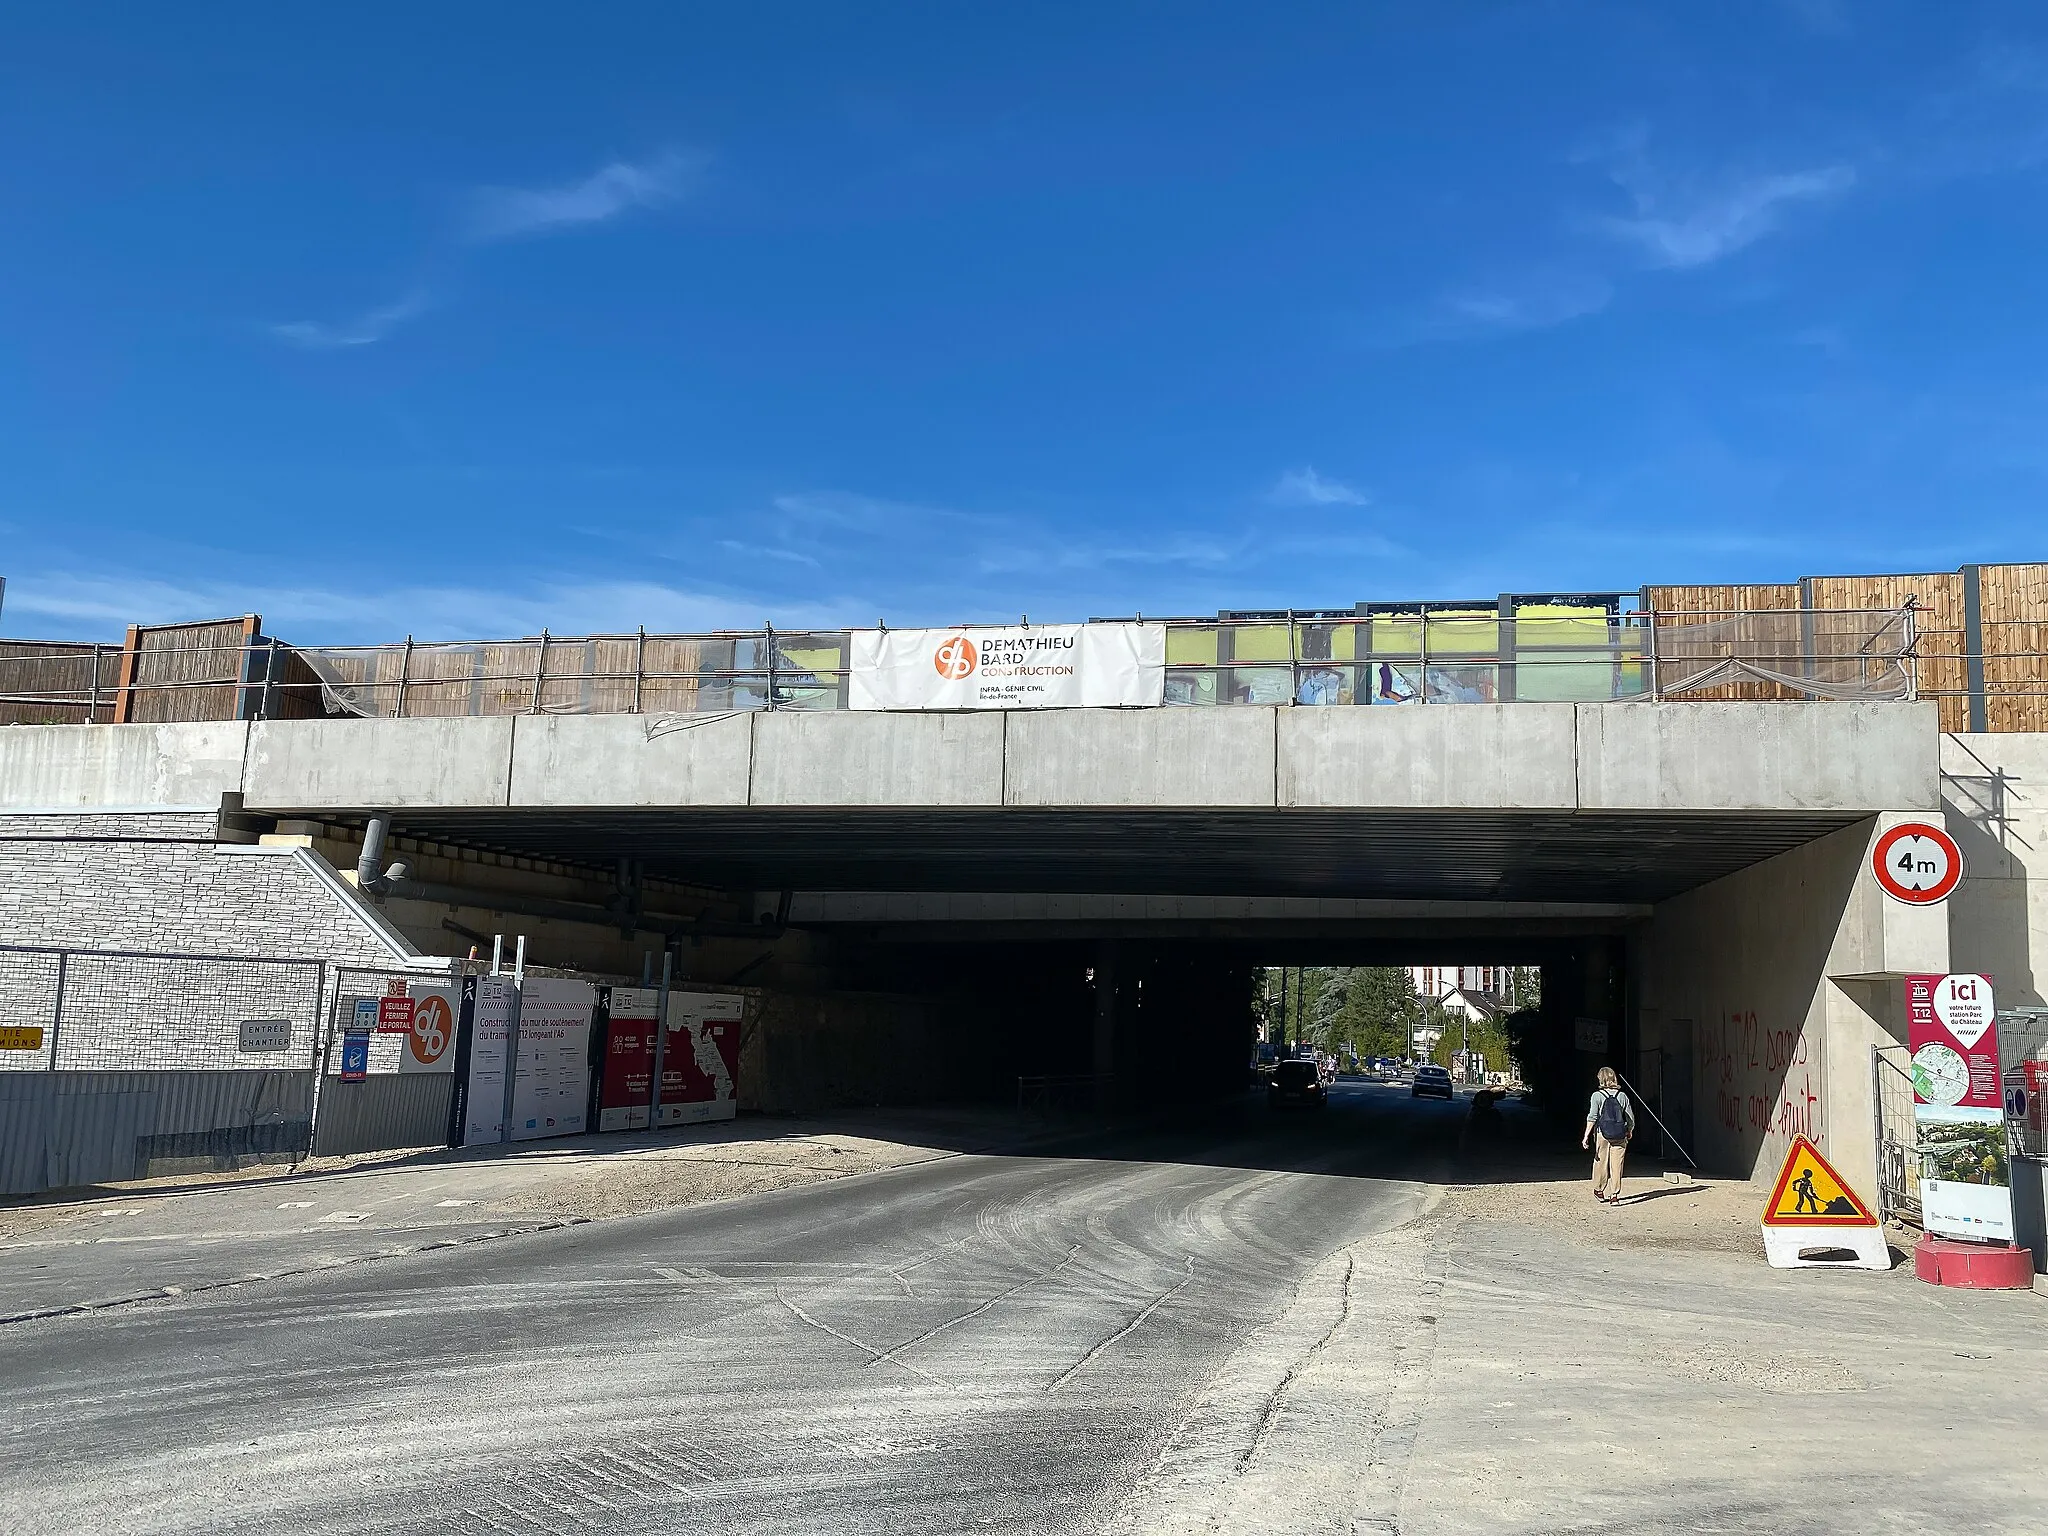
1762,1136,1878,1226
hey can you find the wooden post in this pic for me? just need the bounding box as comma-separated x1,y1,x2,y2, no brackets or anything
111,625,142,724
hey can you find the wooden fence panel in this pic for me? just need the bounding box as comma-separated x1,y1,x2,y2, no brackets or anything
1979,561,2048,733
119,617,255,724
1642,584,1803,702
1807,572,1964,732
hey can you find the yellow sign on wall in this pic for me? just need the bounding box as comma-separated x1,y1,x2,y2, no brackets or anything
0,1026,46,1051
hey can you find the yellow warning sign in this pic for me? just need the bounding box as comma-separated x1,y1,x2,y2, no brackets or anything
1762,1136,1877,1226
0,1026,46,1051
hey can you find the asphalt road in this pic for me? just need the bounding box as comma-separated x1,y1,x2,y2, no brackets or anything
0,1080,1457,1535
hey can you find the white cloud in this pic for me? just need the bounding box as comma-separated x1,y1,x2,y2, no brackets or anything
269,292,429,349
1439,274,1614,334
1599,165,1856,270
465,150,706,242
1268,467,1370,506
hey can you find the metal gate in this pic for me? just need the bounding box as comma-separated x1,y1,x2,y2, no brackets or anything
0,944,325,1195
1872,1043,1921,1226
308,965,466,1157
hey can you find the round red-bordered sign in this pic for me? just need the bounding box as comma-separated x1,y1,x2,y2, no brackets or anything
1871,821,1962,904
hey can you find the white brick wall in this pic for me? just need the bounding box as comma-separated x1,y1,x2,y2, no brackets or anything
0,815,422,1071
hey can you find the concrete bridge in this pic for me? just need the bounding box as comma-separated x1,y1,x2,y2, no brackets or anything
4,698,2042,1201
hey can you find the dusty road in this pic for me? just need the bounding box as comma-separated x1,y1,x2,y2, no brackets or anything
0,1084,1447,1534
5,1083,2044,1535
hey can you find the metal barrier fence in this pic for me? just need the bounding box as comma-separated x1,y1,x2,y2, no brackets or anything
0,944,327,1073
0,944,328,1194
1872,1044,1921,1226
0,605,1925,720
308,965,468,1157
2003,1007,2048,1160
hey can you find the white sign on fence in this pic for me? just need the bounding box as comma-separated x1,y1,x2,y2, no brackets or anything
461,977,516,1146
848,623,1165,711
237,1018,293,1053
508,977,596,1141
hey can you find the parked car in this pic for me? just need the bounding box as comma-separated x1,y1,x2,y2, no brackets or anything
1411,1064,1455,1100
1268,1059,1326,1110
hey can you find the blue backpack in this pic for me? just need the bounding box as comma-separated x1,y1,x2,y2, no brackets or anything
1595,1090,1629,1140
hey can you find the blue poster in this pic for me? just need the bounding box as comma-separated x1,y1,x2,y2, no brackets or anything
339,1034,370,1083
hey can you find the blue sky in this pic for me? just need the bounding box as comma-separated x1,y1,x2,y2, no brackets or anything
3,2,2046,642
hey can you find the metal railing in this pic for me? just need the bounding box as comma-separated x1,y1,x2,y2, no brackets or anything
0,605,1930,722
1872,1044,1922,1226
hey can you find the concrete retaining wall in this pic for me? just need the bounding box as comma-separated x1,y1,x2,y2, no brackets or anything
740,990,969,1115
1637,815,1948,1191
1942,732,2047,1007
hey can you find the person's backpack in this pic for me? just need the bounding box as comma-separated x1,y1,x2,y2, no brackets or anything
1595,1089,1629,1140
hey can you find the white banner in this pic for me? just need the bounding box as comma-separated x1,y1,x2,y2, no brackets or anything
509,977,596,1142
848,623,1165,711
461,977,515,1146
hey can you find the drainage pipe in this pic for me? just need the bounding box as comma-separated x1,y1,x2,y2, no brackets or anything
355,814,392,897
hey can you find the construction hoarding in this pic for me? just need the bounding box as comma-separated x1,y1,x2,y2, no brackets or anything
1907,973,2014,1243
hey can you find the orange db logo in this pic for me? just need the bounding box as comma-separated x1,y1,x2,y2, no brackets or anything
933,635,978,680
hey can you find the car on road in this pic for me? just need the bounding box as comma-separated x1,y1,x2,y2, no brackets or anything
1268,1058,1326,1110
1411,1063,1455,1100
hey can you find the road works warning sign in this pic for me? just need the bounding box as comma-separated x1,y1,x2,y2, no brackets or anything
1764,1137,1877,1225
1761,1136,1889,1270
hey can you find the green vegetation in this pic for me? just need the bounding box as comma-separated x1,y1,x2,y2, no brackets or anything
1256,965,1539,1075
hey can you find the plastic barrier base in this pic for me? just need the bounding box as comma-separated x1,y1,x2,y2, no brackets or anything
1913,1233,2036,1290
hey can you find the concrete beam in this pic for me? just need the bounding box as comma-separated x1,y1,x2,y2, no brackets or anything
788,891,1651,924
509,714,751,807
1004,709,1276,807
1278,704,1576,809
750,712,1004,807
245,718,514,810
0,722,248,811
1575,701,1940,813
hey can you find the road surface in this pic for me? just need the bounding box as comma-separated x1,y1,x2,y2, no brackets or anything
0,1080,1452,1534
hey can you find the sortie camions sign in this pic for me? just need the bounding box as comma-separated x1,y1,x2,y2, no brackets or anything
849,623,1166,710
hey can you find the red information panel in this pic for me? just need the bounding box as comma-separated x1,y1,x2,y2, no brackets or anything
1906,972,2013,1243
1905,973,2001,1111
597,987,660,1132
658,994,744,1125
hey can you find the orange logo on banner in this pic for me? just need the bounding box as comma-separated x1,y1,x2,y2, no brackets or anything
1762,1136,1878,1226
933,635,978,680
409,994,454,1067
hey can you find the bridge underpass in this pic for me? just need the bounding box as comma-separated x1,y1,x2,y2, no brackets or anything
1,699,1949,1191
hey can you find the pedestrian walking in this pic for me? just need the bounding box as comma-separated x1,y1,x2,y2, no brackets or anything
1582,1066,1634,1205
